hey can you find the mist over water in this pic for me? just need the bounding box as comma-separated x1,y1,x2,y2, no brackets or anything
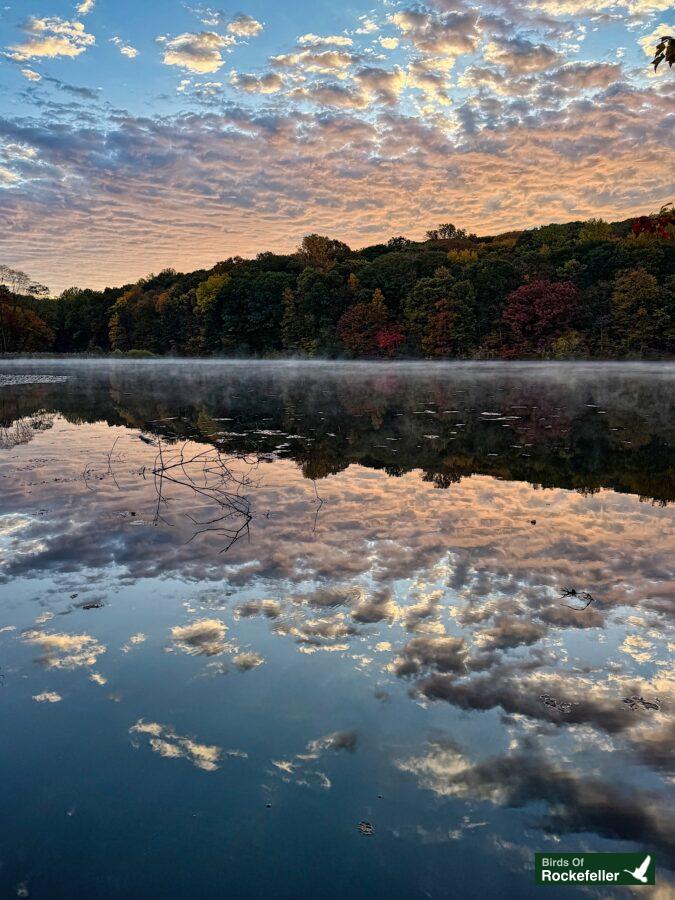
0,360,673,899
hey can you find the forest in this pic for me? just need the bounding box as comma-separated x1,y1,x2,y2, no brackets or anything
1,207,674,359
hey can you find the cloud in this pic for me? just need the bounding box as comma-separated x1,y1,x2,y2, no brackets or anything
398,741,675,861
484,37,562,74
7,17,95,61
549,61,623,89
474,615,546,650
76,0,95,14
177,79,223,99
290,83,369,108
407,60,453,104
391,8,480,68
235,598,283,618
0,79,672,303
23,629,106,669
42,75,101,100
21,68,42,82
271,48,357,78
111,36,139,59
227,14,263,37
229,70,284,94
170,618,230,656
298,34,353,47
33,691,62,702
130,719,223,771
160,31,234,74
272,729,358,789
355,66,407,105
638,23,674,60
392,635,469,676
379,37,400,50
232,651,265,670
356,18,379,35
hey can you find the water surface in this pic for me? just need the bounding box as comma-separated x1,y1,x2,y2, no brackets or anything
0,360,673,899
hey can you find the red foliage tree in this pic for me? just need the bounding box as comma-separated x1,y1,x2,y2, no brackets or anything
375,324,405,357
631,204,675,239
502,280,579,355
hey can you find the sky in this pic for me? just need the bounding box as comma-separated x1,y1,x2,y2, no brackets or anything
0,0,673,293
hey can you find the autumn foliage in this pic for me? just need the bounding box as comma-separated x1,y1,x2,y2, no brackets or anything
1,211,673,358
502,280,579,354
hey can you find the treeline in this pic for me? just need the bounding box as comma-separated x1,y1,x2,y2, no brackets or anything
1,210,674,359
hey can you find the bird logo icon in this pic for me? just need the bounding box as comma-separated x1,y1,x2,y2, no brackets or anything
624,855,651,884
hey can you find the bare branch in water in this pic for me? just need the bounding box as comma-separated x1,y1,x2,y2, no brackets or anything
560,587,595,610
147,436,261,551
311,479,324,533
106,436,121,490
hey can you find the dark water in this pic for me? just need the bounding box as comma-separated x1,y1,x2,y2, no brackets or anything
0,360,673,900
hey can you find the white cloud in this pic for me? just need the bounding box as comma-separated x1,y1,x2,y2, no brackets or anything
76,0,95,15
380,37,400,50
391,8,480,70
21,68,42,81
356,18,379,35
230,70,284,93
227,14,263,37
7,17,95,61
0,166,21,187
23,630,106,669
161,31,234,73
298,33,353,47
111,36,139,59
178,79,223,98
271,48,357,78
171,618,230,656
130,720,222,771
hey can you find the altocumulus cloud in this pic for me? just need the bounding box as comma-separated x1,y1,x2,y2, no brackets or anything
227,14,263,37
159,30,235,73
7,17,95,61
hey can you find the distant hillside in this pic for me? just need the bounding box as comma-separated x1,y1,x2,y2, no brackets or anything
1,210,674,359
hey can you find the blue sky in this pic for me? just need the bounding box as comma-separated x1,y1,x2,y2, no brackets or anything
0,0,672,291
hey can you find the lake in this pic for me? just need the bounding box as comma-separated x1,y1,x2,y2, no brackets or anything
0,360,673,899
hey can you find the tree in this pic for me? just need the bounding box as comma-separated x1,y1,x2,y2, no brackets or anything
280,287,309,354
503,280,579,355
631,204,675,240
0,265,50,297
375,324,405,357
404,271,449,348
295,268,351,352
196,273,229,314
387,236,411,250
338,289,388,356
578,219,612,243
0,285,54,352
220,270,292,354
421,282,477,357
610,268,668,354
298,234,351,270
651,35,674,71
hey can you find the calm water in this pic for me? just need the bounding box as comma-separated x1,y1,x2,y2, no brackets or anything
0,360,673,900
